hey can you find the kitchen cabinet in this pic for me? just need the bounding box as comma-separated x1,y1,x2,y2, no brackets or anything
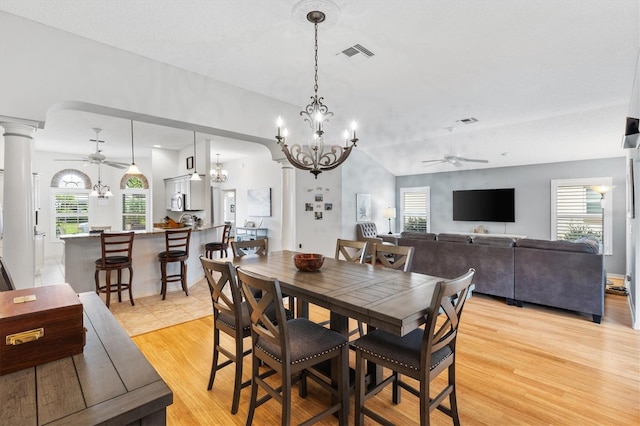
164,175,205,211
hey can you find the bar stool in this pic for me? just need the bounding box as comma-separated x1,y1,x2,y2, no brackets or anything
94,232,135,308
205,223,232,258
158,228,191,300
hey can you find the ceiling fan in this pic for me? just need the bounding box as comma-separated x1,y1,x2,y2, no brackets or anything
422,127,488,167
55,128,129,169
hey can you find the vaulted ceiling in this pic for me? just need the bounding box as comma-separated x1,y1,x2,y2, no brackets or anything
1,0,638,175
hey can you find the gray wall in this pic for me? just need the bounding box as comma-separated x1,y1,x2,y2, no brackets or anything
396,157,627,275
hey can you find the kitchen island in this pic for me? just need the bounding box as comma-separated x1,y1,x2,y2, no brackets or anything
61,225,222,299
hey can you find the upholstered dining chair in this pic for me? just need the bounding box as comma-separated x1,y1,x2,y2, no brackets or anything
94,231,135,308
335,239,369,263
372,243,415,272
199,256,251,414
352,268,475,426
237,267,350,426
0,257,15,291
205,223,232,259
231,238,268,257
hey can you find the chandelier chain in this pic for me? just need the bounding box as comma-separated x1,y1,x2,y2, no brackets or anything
314,21,319,96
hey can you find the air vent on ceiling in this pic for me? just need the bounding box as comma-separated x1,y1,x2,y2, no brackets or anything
456,117,479,125
339,44,375,58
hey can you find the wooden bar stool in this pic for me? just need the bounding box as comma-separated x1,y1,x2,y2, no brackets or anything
205,223,231,258
158,228,191,300
94,232,135,308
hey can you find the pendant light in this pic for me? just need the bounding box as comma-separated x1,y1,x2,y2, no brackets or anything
126,120,142,175
190,131,201,181
275,10,358,179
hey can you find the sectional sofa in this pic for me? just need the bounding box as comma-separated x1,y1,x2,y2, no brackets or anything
397,232,604,323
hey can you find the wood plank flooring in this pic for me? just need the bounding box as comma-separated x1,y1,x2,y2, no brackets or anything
132,281,639,425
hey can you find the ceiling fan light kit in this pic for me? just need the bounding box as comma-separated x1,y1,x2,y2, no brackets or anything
275,9,358,179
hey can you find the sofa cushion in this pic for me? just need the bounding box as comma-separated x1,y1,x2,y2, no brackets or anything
437,233,472,243
400,231,437,240
472,236,516,247
515,238,598,254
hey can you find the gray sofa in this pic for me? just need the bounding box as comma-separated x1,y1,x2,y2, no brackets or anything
398,232,604,323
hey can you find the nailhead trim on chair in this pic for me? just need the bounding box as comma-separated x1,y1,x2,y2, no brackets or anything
256,342,347,365
352,345,452,372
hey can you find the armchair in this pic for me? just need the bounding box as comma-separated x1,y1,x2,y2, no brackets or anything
355,222,397,257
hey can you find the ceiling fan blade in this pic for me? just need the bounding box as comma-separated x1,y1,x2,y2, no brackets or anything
103,161,128,169
54,158,89,162
458,157,489,163
421,159,446,164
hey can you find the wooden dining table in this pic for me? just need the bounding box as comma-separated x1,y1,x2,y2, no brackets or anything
231,250,444,337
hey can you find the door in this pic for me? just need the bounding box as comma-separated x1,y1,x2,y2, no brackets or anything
222,189,236,236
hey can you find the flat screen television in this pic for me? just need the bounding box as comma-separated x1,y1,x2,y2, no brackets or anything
452,188,515,222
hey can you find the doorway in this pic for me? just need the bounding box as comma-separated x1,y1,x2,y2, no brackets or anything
222,189,236,237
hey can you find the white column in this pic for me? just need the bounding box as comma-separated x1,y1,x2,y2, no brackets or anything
280,160,295,250
1,121,35,289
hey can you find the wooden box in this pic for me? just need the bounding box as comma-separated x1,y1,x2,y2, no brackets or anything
0,283,85,376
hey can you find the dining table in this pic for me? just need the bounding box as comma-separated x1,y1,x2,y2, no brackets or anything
231,250,447,386
232,250,445,334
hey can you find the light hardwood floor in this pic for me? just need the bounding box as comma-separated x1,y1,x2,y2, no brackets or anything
133,280,639,425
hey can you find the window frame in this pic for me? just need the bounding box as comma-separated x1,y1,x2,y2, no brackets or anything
399,186,430,233
551,177,613,255
120,187,150,231
51,188,90,241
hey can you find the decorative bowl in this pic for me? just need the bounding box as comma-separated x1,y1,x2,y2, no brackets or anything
293,253,325,272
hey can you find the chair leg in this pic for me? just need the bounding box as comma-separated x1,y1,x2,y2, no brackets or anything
282,370,292,426
231,329,244,414
246,354,260,426
181,261,189,296
117,268,123,303
355,349,366,426
393,372,401,404
208,328,220,391
127,266,135,306
94,269,100,295
105,270,111,308
449,365,460,426
160,261,167,300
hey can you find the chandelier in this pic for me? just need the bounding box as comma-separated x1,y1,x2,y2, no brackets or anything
275,10,358,179
211,154,229,183
90,164,112,198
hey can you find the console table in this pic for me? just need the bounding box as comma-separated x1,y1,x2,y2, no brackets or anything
0,292,173,425
235,227,268,242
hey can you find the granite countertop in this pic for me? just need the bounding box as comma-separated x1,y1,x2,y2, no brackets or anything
60,223,223,239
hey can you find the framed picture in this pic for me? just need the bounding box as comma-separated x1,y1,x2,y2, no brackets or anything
356,193,371,222
247,188,272,217
186,156,194,170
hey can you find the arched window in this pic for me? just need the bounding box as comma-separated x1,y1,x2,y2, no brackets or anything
120,173,150,231
51,169,92,189
50,169,91,238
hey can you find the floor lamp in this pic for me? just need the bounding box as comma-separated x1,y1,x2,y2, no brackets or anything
591,185,613,285
383,207,396,234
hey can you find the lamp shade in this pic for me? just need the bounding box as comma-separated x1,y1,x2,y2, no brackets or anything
383,207,396,219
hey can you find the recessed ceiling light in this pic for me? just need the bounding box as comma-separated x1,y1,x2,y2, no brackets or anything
153,144,162,148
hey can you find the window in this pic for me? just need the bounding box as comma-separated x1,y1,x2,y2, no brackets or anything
551,177,613,254
400,187,430,233
50,170,92,240
121,176,149,231
53,191,89,238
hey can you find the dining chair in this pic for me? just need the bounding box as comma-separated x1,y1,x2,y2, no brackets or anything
372,243,415,272
352,268,475,426
94,232,135,308
205,223,232,259
0,257,15,291
199,255,252,414
237,267,350,426
158,228,191,299
333,239,370,336
231,238,268,257
335,239,369,263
